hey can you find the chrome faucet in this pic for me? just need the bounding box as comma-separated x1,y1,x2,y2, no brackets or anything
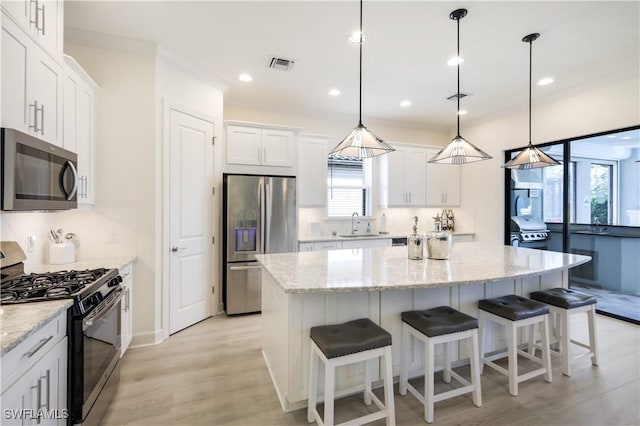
351,212,360,235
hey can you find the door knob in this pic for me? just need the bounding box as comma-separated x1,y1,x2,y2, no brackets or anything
171,246,179,252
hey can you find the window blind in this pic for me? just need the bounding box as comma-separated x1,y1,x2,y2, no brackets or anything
327,158,368,216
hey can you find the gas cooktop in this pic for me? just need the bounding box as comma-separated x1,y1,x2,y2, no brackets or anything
0,268,119,304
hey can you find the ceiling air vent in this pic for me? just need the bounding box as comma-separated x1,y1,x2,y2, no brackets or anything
446,92,471,101
269,57,295,71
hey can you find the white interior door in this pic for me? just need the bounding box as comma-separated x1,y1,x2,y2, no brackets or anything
169,109,214,334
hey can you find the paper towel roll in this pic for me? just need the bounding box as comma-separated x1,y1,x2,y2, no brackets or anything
49,242,75,265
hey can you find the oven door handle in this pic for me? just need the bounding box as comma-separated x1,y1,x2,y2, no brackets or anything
83,289,123,330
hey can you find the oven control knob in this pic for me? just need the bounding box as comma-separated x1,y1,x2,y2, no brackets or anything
108,276,122,287
91,293,103,305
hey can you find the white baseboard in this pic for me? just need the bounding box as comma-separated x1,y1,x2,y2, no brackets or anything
130,329,165,348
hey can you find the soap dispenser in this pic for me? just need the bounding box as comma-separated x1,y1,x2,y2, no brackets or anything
408,216,424,260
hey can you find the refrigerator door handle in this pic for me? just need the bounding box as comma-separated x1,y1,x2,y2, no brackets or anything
229,265,263,271
264,182,271,253
259,181,266,254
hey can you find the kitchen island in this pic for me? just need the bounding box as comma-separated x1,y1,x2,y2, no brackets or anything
256,242,591,412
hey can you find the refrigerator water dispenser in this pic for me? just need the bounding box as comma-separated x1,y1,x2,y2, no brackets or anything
235,227,257,252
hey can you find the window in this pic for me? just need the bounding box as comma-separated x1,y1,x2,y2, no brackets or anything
590,163,613,224
327,157,371,217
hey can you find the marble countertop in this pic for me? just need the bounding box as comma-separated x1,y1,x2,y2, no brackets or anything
299,232,474,243
256,242,591,294
1,256,136,357
27,256,136,273
0,299,72,356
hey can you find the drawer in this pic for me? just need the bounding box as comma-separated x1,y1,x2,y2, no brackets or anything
119,263,133,283
1,310,66,387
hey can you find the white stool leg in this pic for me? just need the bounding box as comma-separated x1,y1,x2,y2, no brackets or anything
527,323,535,355
399,323,409,396
324,359,335,426
560,309,571,376
424,338,435,423
382,346,396,426
588,304,599,366
541,314,552,383
478,313,486,375
307,344,318,423
470,329,482,407
508,320,518,396
443,341,452,384
364,359,372,405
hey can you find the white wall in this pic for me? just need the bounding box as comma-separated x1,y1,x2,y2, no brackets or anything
155,57,225,317
63,43,159,344
458,76,640,245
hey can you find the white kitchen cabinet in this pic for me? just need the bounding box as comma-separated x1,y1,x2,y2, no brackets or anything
312,241,342,251
341,238,392,249
226,123,295,168
379,143,426,206
1,311,67,426
120,263,133,356
1,0,63,60
298,242,314,252
1,11,63,146
298,134,329,206
63,55,98,204
425,147,461,206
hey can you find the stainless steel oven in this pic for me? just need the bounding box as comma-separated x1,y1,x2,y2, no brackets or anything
68,286,122,425
1,127,78,211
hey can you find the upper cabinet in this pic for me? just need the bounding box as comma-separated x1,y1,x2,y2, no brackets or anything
1,11,63,146
1,0,63,61
379,143,426,206
298,134,329,206
425,147,461,206
63,55,98,205
226,122,297,168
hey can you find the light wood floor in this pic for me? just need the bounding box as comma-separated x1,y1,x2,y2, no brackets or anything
101,313,639,426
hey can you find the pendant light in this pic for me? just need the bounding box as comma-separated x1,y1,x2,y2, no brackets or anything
429,8,492,165
328,0,394,159
503,33,560,170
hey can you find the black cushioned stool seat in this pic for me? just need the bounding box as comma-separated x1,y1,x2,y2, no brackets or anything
530,288,596,309
479,295,549,321
310,318,392,359
402,306,478,337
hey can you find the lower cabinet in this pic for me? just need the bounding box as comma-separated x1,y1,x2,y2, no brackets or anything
120,263,133,356
1,312,68,426
299,239,392,252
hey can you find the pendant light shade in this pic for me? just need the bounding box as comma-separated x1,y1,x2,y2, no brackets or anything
328,0,394,159
429,8,492,165
504,33,560,170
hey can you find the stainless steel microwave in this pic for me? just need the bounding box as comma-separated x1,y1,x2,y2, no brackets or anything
1,128,78,211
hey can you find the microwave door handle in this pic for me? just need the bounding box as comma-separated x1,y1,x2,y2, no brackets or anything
65,161,78,200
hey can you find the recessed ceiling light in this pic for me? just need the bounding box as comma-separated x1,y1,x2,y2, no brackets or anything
400,100,411,107
447,56,464,66
457,109,467,115
238,73,253,82
605,135,616,139
348,31,366,43
328,89,341,96
622,136,632,140
537,77,554,86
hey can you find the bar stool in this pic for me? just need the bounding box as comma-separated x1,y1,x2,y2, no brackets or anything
399,306,482,423
478,295,552,396
529,288,599,376
307,318,395,426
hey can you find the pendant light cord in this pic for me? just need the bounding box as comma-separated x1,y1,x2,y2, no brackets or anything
456,15,461,137
528,38,533,145
358,0,363,125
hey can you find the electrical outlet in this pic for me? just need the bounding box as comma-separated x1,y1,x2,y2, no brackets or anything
27,235,37,252
108,231,119,244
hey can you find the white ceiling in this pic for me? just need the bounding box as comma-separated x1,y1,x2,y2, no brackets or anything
64,1,640,131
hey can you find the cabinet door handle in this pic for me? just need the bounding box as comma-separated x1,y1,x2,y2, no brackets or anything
125,287,130,312
263,147,267,164
29,0,38,29
29,101,38,131
40,3,46,35
39,369,50,412
258,147,261,163
23,335,53,359
39,104,45,134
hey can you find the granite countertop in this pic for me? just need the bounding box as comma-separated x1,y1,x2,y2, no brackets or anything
0,299,72,356
299,232,474,243
1,256,136,357
28,256,136,273
256,242,591,294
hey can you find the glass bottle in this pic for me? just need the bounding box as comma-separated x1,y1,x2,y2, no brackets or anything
408,216,424,260
426,221,453,260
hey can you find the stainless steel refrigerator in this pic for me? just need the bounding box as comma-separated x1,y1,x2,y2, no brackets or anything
223,174,297,314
